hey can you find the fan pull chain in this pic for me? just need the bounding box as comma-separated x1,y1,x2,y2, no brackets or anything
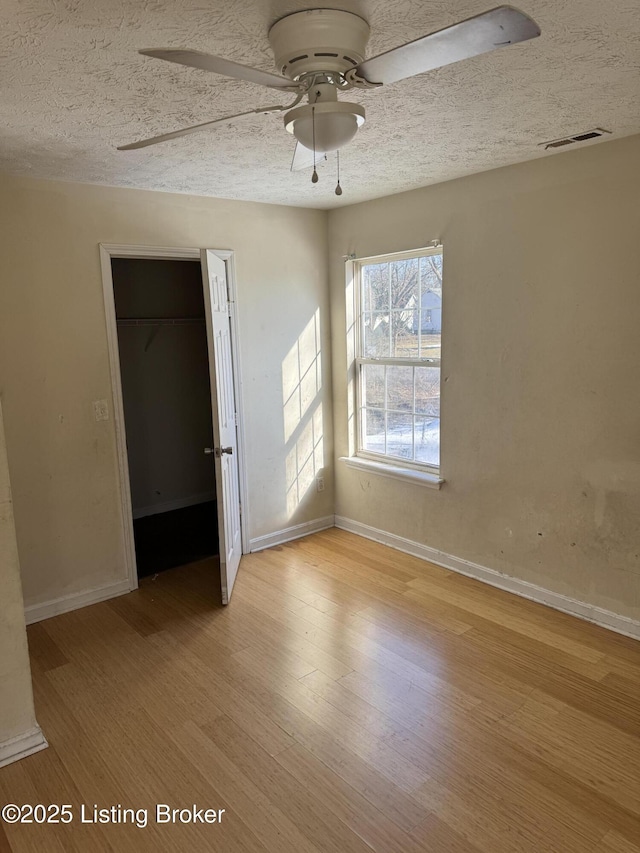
335,149,343,196
311,106,319,184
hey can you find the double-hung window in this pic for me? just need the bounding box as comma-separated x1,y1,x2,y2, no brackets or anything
355,246,443,475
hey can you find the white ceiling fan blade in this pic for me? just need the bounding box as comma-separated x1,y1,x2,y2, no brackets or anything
139,49,301,91
352,6,540,86
118,105,285,150
290,142,328,172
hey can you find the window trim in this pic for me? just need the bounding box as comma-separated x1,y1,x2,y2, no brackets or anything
353,245,443,478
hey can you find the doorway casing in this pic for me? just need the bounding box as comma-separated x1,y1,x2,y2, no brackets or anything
99,243,250,592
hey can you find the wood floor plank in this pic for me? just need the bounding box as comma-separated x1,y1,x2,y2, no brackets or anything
601,831,640,853
313,528,454,581
200,715,375,853
231,643,430,793
295,665,600,850
0,761,76,853
410,776,606,853
1,529,638,853
0,822,12,853
399,730,611,850
215,655,429,829
227,583,483,721
149,619,431,830
223,585,355,680
275,742,428,853
169,720,323,853
300,559,476,634
247,548,378,613
462,619,613,682
297,602,547,722
20,745,119,853
146,630,297,757
496,703,640,816
399,698,640,848
24,623,69,673
291,604,482,712
405,579,605,663
410,812,485,853
285,540,414,595
294,533,425,585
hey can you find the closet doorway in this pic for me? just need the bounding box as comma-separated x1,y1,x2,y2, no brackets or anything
113,257,217,576
100,245,247,604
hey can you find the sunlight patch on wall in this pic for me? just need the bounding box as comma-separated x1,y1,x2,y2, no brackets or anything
286,403,324,518
282,309,322,443
283,309,325,518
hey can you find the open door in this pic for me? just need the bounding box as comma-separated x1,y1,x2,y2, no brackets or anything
201,250,242,603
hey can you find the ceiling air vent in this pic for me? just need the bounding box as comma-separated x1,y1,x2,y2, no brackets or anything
540,128,611,151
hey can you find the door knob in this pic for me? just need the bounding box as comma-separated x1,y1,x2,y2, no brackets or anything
204,447,214,455
218,446,233,457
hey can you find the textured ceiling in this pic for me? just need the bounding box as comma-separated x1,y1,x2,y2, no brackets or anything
1,0,639,208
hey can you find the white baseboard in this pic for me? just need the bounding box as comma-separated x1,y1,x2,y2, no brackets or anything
132,492,216,520
0,726,48,768
335,516,640,641
25,578,132,625
250,515,336,552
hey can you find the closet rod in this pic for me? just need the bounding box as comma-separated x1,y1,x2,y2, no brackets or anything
116,317,205,327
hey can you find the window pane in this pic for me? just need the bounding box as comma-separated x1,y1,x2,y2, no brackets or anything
363,364,384,408
419,254,442,358
420,254,443,292
415,417,440,467
363,263,389,312
415,366,440,417
362,408,385,454
420,332,441,360
362,312,390,357
390,311,419,358
390,258,419,311
386,412,413,460
387,365,413,412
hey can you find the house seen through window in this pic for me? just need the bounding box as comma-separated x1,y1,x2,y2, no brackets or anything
356,247,443,472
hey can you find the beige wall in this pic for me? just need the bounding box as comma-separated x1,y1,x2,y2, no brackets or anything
328,134,640,622
0,398,39,749
0,176,332,609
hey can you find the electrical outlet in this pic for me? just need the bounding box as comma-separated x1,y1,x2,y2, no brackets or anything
316,476,325,492
93,399,109,422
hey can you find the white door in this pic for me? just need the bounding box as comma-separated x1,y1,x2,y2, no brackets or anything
201,250,242,604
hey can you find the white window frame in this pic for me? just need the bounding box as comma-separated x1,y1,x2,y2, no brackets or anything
353,245,443,481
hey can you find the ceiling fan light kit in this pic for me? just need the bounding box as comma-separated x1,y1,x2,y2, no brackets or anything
283,81,366,153
120,5,541,194
285,101,365,153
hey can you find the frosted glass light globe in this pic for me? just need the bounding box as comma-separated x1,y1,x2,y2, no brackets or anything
293,112,358,153
284,102,365,153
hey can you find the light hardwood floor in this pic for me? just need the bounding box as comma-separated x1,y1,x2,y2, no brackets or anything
1,528,639,852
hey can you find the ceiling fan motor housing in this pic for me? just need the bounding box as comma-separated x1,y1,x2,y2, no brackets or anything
268,9,370,80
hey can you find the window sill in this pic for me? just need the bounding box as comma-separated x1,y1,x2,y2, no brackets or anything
340,456,444,490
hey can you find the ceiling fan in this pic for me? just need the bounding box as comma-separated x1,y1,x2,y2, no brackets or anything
119,6,540,183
